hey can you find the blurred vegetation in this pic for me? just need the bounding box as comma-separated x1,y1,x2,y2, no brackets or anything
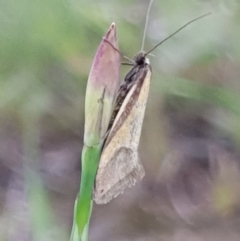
1,0,240,240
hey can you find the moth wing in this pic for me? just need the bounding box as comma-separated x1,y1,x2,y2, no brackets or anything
93,66,151,204
93,147,144,204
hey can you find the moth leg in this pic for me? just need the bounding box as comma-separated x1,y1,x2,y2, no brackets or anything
103,37,135,65
121,62,134,66
85,87,106,148
97,87,106,104
96,87,106,135
98,87,116,146
102,37,120,54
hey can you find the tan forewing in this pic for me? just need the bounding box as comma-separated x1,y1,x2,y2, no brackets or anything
93,63,152,204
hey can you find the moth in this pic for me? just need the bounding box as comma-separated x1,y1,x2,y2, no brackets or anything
93,3,211,204
93,51,151,204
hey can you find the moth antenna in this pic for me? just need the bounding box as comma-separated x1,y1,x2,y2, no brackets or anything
103,37,135,64
141,0,154,51
144,12,212,57
123,56,135,65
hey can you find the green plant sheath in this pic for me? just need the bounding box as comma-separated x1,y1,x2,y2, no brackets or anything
70,144,102,241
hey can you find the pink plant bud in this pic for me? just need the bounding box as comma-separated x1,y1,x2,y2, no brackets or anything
84,23,120,146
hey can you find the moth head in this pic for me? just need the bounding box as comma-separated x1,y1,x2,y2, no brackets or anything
133,51,150,66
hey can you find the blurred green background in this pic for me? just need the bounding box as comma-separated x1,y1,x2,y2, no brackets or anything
1,0,240,240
